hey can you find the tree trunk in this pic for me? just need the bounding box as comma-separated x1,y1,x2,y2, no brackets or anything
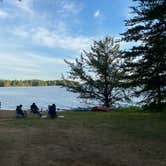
104,80,109,107
104,98,109,107
157,85,162,110
104,91,109,107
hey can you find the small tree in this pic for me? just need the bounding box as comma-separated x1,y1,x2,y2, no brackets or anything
64,36,127,107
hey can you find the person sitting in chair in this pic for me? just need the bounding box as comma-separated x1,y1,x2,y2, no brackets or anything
30,103,41,117
48,104,57,119
16,105,25,118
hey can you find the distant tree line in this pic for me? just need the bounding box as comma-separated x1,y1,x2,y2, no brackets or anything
0,80,79,87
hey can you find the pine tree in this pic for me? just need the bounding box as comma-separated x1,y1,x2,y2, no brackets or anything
122,0,166,110
64,36,127,107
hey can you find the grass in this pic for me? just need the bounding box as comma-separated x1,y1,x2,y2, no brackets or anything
0,110,166,166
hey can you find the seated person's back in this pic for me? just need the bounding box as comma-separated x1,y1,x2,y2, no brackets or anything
48,104,57,118
30,103,41,117
16,105,24,117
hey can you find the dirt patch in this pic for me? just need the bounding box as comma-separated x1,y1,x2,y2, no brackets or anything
0,110,15,118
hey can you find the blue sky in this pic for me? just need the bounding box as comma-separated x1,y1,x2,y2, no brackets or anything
0,0,133,80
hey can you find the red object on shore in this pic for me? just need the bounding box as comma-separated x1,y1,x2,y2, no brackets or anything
91,106,110,112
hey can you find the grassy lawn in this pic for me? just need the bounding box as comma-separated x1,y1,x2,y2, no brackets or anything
0,110,166,166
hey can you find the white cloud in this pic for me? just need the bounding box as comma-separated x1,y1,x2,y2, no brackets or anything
13,27,93,52
27,53,67,65
57,0,83,15
94,10,101,18
0,0,97,80
0,51,70,79
8,0,82,22
1,0,87,52
0,10,9,18
0,52,40,74
10,0,34,15
3,0,90,53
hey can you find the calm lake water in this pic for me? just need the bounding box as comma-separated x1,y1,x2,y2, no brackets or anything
0,86,140,110
0,86,90,110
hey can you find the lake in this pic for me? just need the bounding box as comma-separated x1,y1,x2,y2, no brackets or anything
0,86,90,110
0,86,140,110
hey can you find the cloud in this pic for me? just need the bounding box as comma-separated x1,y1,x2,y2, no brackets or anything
2,0,89,53
3,0,83,21
0,51,70,79
57,0,83,15
0,52,40,74
10,0,34,15
0,0,98,80
0,10,9,18
13,27,93,52
94,10,101,18
0,0,36,24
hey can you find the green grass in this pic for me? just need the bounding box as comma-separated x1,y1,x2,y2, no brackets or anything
0,111,166,166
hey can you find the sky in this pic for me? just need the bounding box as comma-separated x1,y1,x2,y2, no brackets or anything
0,0,133,80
